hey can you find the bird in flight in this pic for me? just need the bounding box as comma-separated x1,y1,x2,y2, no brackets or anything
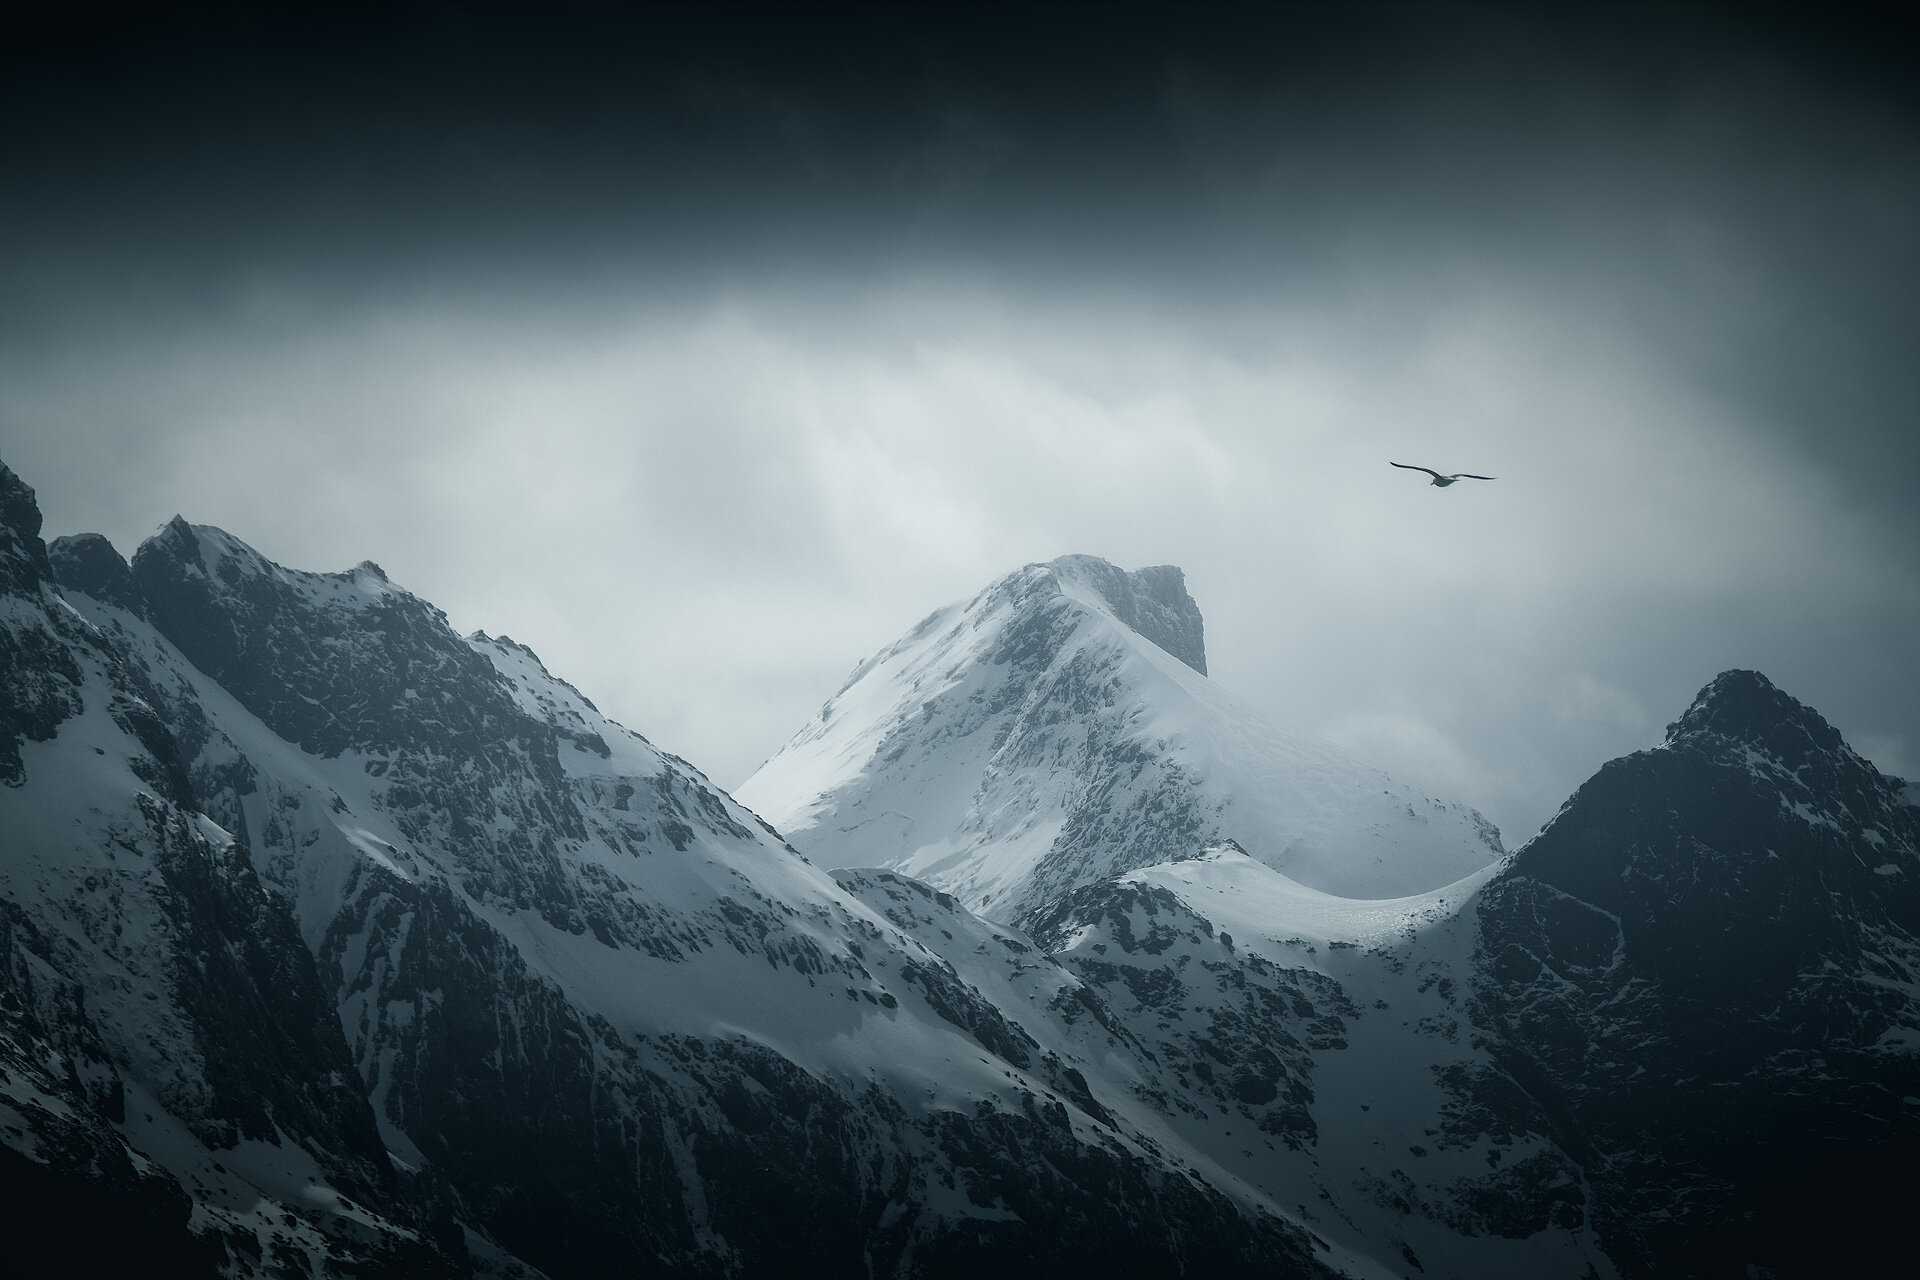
1390,462,1496,488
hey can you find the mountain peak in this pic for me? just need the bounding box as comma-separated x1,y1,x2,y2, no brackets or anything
143,518,274,578
1665,668,1846,763
1037,554,1207,675
743,551,1500,919
48,533,144,616
134,519,402,605
142,515,241,584
155,513,198,554
0,458,54,592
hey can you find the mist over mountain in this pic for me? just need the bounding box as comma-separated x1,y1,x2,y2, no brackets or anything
740,553,1502,919
4,458,1333,1278
7,0,1917,857
5,3,1916,1276
6,446,1916,1278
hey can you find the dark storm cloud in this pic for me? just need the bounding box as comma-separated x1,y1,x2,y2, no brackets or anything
8,4,1911,274
10,2,1917,491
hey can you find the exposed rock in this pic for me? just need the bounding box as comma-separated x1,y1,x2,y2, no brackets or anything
1470,670,1920,1276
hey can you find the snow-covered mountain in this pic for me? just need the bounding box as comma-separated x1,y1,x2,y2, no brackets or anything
1023,848,1614,1279
1468,669,1920,1276
2,470,456,1276
4,458,1335,1279
8,444,1915,1280
1011,670,1920,1279
739,554,1503,923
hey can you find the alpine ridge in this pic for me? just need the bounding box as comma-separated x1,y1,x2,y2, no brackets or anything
5,445,1915,1280
1471,667,1920,1276
739,553,1504,922
3,457,1337,1280
3,467,456,1276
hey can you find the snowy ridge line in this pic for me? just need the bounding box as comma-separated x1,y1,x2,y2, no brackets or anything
741,553,1503,923
10,488,1338,1278
10,446,1918,1279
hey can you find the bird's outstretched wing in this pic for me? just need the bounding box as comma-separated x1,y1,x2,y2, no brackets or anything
1449,473,1496,481
1389,462,1443,479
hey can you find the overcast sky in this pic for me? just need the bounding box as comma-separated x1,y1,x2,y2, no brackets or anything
4,2,1916,845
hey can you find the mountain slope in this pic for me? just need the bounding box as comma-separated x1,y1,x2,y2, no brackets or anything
1008,842,1630,1280
27,493,1338,1278
740,555,1502,924
17,440,1911,1280
2,465,460,1276
978,670,1920,1279
1469,669,1920,1277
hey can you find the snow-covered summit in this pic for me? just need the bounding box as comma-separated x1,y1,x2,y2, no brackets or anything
20,504,1326,1276
1047,554,1208,674
1664,667,1851,763
740,554,1503,923
13,435,1917,1277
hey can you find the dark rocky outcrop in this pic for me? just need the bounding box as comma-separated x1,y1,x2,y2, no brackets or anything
1471,670,1920,1278
0,459,465,1274
0,462,84,784
19,476,1338,1278
18,432,1916,1280
0,460,54,594
1048,555,1208,675
49,532,144,617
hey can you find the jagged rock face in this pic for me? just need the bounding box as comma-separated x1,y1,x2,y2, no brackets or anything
48,532,145,617
0,461,54,595
129,519,598,922
131,519,547,762
26,494,1340,1278
0,461,461,1276
1017,847,1615,1279
742,554,1503,924
19,428,1915,1280
0,907,215,1277
1050,555,1208,675
1471,669,1920,1278
1004,664,1920,1280
1,469,84,786
1029,874,1353,1151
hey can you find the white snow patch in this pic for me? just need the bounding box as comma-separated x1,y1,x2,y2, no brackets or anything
742,556,1503,919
